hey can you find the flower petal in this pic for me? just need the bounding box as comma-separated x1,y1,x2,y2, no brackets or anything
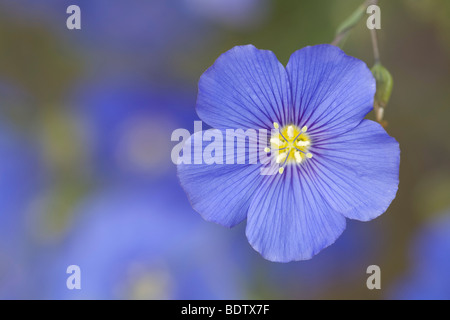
286,44,375,137
245,165,347,262
310,120,400,221
177,130,264,227
197,45,291,130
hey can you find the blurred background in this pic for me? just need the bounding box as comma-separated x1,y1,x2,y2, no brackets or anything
0,0,449,300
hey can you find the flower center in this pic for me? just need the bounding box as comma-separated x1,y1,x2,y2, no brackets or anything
264,122,313,174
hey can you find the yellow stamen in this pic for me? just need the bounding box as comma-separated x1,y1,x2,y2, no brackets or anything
276,152,287,164
294,151,303,163
270,137,283,146
287,125,294,139
278,167,284,174
266,124,312,166
296,140,310,147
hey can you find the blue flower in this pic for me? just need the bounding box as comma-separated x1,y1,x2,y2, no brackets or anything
0,122,42,299
0,0,267,53
184,0,269,29
38,184,246,299
391,213,450,300
70,76,196,183
1,0,200,51
178,44,400,262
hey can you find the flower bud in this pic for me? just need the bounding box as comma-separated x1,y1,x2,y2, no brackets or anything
371,63,393,122
371,63,393,109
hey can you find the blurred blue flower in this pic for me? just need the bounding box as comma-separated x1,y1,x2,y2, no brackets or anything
178,44,400,262
0,123,42,299
0,0,267,52
1,0,195,48
73,0,203,52
70,76,196,184
39,184,246,299
391,213,450,300
183,0,269,29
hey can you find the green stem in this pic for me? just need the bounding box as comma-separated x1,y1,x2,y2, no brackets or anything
370,23,381,64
